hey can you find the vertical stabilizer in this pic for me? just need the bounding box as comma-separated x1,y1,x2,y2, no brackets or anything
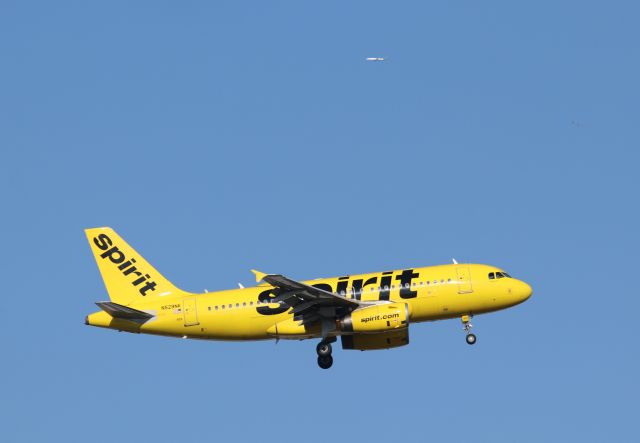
85,227,186,305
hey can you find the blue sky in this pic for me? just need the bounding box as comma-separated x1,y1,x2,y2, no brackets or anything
1,1,639,442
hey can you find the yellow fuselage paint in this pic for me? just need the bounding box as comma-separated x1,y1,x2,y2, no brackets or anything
86,263,532,340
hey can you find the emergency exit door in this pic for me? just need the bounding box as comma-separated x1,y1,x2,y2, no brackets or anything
456,266,473,294
183,297,199,326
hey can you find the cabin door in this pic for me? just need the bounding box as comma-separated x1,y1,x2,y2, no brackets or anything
456,266,473,294
183,297,200,326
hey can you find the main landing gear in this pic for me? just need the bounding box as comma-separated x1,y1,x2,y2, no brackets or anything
316,337,336,369
461,315,477,345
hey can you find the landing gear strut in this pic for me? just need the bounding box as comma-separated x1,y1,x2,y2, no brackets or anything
316,337,336,369
461,315,476,345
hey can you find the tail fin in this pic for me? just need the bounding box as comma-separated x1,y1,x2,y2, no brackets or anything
85,227,185,304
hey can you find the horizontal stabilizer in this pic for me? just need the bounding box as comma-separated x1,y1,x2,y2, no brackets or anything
95,301,153,321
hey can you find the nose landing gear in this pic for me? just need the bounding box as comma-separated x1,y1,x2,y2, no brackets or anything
316,338,336,369
461,315,476,345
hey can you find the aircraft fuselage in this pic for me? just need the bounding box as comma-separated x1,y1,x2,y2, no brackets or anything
86,263,532,341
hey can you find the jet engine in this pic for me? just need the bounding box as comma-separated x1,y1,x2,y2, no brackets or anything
339,302,409,333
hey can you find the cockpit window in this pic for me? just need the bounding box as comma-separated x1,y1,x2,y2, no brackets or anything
489,271,513,280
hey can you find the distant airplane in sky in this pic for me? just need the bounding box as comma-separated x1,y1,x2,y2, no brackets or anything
84,227,533,369
366,57,385,62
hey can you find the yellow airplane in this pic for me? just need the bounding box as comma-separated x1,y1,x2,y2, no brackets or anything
84,227,532,369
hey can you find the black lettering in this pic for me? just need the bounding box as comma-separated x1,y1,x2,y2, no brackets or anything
100,246,125,264
361,276,378,299
379,274,393,301
117,257,136,270
93,234,112,251
256,289,288,315
351,279,364,300
396,269,420,299
132,273,150,286
311,283,333,292
122,266,141,277
336,276,349,296
95,240,157,293
139,280,157,295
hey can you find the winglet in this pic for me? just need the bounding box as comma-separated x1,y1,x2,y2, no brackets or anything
251,269,268,282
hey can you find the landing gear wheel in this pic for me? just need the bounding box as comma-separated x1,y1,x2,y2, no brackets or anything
461,315,476,345
317,355,333,369
316,342,332,357
466,333,477,345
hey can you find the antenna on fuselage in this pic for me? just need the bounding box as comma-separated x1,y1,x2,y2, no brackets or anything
452,258,458,264
238,283,245,289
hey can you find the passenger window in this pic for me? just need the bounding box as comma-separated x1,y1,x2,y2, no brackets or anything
222,305,225,310
215,306,219,310
228,304,232,308
250,301,253,306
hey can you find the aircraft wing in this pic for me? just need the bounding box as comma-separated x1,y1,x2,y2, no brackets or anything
251,270,363,324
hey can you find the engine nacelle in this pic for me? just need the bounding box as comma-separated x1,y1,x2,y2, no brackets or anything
339,303,409,333
341,328,409,351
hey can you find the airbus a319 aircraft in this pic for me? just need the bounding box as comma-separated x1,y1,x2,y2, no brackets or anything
84,227,532,369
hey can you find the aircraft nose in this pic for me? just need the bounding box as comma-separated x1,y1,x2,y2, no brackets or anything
516,280,533,302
